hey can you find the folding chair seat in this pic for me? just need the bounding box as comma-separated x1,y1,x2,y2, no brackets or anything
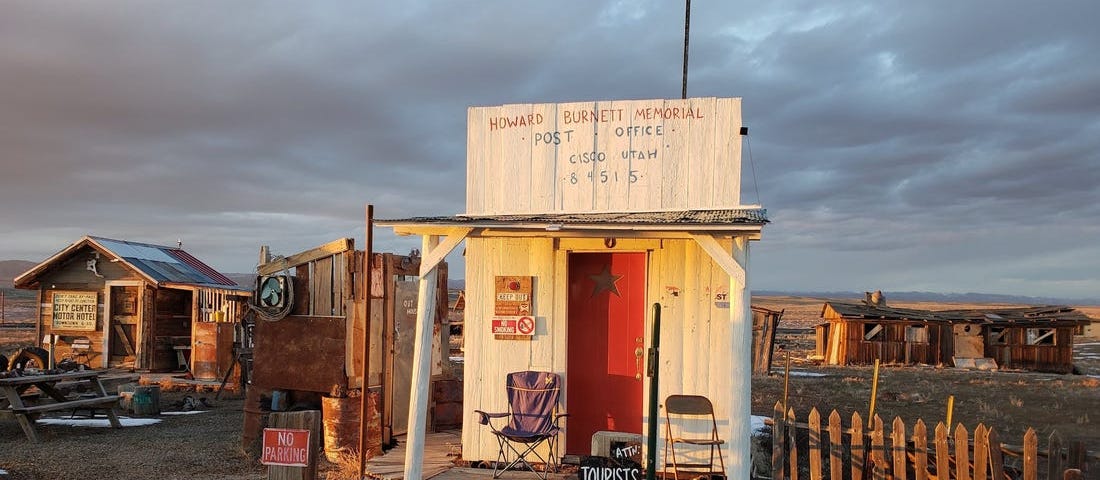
663,394,726,479
475,371,568,479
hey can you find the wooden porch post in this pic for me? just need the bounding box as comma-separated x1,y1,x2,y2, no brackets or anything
689,233,752,479
729,236,752,480
403,227,471,479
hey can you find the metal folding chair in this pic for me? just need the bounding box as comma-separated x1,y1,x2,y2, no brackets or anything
475,371,568,479
663,394,726,479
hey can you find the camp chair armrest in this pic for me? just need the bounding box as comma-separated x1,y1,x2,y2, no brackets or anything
474,409,509,425
553,413,570,424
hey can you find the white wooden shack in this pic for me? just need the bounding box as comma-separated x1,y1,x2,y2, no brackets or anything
377,97,768,478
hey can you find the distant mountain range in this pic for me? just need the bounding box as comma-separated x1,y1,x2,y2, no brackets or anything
0,260,36,287
5,260,1095,305
755,290,1100,306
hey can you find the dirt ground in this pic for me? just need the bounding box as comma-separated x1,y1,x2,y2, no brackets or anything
1,295,1098,479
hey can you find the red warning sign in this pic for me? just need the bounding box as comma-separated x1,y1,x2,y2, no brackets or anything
261,428,310,467
491,316,535,337
516,316,535,335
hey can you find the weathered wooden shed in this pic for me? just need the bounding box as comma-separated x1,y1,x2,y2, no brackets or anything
378,97,767,478
13,236,248,375
243,238,452,457
815,301,1092,373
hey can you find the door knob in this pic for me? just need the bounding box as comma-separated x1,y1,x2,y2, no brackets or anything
635,347,643,357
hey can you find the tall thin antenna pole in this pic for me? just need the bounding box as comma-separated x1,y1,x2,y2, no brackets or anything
681,0,691,99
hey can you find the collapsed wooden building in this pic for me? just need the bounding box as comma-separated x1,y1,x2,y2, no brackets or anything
13,236,249,377
815,301,1093,373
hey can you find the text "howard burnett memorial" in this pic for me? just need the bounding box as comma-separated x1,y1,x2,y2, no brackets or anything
488,105,705,131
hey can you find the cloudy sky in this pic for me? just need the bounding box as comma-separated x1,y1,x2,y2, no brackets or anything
1,1,1097,300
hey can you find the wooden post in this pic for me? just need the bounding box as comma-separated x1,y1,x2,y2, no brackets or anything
868,359,880,421
913,419,928,480
1047,431,1064,480
783,351,791,414
935,423,949,480
267,410,322,480
729,237,752,479
809,408,822,480
851,412,865,480
946,395,955,429
358,204,374,478
955,423,971,480
891,417,907,480
828,410,843,480
1023,428,1037,480
772,401,786,480
787,408,799,480
402,235,441,480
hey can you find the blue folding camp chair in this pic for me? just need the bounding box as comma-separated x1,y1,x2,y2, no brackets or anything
475,371,568,479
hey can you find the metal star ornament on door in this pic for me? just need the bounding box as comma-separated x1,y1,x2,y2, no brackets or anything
589,265,623,297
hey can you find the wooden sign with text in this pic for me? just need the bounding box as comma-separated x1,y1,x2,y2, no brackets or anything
51,291,98,332
467,97,743,215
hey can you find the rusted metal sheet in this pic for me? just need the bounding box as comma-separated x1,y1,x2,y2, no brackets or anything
252,315,348,393
192,321,235,381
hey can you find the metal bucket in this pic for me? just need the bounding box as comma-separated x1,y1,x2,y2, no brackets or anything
131,386,161,416
321,391,382,462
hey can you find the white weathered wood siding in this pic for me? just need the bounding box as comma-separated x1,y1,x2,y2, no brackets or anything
461,236,750,468
466,98,743,214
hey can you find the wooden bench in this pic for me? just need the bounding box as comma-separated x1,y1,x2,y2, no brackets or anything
12,395,120,415
0,371,123,442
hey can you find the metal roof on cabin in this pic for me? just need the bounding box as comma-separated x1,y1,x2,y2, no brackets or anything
90,236,238,287
822,301,1092,326
379,208,769,226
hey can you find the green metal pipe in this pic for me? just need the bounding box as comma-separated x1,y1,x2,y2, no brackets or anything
645,303,661,480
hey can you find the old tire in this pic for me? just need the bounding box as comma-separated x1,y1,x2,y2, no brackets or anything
9,346,49,372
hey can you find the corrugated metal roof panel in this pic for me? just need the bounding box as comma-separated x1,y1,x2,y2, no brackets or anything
379,208,769,226
165,249,236,286
92,237,178,263
89,236,237,287
824,301,1092,326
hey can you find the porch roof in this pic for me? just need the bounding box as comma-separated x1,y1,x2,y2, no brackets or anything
377,208,767,238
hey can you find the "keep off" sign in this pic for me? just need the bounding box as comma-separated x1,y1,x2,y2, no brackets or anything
261,428,310,467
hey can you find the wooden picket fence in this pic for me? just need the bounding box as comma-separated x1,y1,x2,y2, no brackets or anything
770,403,1093,480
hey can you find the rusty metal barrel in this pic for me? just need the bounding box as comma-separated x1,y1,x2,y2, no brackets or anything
241,387,270,460
321,391,382,461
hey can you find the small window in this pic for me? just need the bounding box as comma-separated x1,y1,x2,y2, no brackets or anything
906,325,929,344
1026,328,1056,346
863,323,885,341
989,327,1009,345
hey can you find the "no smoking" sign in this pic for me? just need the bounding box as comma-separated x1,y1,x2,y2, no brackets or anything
516,316,535,335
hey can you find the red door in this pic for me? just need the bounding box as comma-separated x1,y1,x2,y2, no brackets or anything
566,252,646,455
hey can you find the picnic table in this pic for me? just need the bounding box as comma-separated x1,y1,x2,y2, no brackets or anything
0,370,121,442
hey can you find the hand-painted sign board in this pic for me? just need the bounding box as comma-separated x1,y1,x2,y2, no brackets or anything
467,97,743,215
261,428,311,467
51,291,98,331
494,276,533,315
